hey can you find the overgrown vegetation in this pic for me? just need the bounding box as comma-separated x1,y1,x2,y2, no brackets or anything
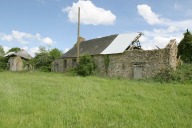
0,57,7,71
32,47,62,72
104,55,110,73
6,47,21,53
154,29,192,83
0,46,62,72
75,54,96,76
154,69,174,83
0,45,7,71
0,72,191,127
154,64,192,84
178,29,192,63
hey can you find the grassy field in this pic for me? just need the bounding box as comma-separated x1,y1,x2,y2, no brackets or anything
0,71,191,128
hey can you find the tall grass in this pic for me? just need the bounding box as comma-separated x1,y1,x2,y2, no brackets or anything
0,71,191,128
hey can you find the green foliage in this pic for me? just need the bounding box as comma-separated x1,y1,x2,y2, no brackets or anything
178,29,192,63
0,46,7,71
171,64,192,83
38,46,47,53
7,47,21,53
154,69,174,83
33,52,52,72
0,72,192,127
0,45,5,56
75,54,96,76
154,64,192,84
0,57,8,71
104,55,110,73
32,47,62,72
49,48,62,60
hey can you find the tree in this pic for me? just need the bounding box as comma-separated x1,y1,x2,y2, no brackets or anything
0,45,7,71
49,48,62,60
7,47,21,53
38,46,47,54
178,29,192,63
0,45,5,56
32,47,62,72
34,52,52,72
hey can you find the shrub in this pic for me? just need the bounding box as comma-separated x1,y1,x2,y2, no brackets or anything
172,64,192,83
75,54,96,76
154,64,192,84
154,69,174,83
0,57,8,71
40,66,51,72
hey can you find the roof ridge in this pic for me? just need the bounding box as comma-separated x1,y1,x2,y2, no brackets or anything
82,34,118,43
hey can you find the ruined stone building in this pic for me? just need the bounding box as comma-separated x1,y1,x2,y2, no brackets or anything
4,50,32,71
52,33,177,79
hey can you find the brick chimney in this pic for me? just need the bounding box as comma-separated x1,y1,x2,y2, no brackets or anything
79,36,85,43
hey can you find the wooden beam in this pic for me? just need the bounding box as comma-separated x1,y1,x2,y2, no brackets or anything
77,7,80,64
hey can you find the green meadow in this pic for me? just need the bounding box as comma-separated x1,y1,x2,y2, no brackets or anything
0,71,191,128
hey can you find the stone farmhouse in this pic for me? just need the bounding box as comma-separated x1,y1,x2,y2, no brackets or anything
4,50,32,71
52,32,177,79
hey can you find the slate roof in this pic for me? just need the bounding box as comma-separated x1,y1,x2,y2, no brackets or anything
61,34,118,58
61,32,142,58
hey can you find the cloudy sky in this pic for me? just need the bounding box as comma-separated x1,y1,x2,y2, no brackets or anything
0,0,192,56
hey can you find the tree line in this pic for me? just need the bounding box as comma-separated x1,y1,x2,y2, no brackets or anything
0,46,62,72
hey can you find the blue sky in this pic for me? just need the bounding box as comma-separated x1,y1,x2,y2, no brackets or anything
0,0,192,56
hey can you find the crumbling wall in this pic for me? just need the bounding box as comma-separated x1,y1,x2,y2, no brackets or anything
93,40,177,78
52,58,76,72
166,39,177,70
8,56,23,71
52,40,177,79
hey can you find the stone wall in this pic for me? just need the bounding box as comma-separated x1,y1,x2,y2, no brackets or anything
52,40,177,79
93,40,177,78
8,56,23,71
52,58,77,72
8,56,32,71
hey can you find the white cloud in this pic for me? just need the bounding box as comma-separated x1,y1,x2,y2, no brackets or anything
137,4,192,49
140,30,183,50
0,30,54,45
42,37,54,45
29,47,40,57
137,4,162,25
63,0,116,25
137,4,192,29
3,46,11,53
64,48,69,53
21,46,28,51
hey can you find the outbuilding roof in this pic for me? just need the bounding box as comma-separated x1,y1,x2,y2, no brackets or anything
4,50,32,60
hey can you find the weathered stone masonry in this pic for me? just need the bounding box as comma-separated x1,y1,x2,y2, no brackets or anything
52,39,177,79
93,40,177,78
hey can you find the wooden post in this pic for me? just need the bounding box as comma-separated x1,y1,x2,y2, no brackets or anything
77,7,80,64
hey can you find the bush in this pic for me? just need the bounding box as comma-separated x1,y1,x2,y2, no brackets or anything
0,57,8,71
172,64,192,83
75,54,96,76
40,66,51,72
154,64,192,84
154,69,175,83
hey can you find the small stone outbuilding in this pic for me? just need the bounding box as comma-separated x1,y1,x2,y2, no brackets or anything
52,33,178,79
4,50,32,71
